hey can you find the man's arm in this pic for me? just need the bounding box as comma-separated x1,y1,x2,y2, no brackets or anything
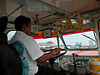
36,48,61,63
41,49,46,52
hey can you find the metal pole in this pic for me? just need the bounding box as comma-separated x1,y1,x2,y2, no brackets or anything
57,36,60,48
94,18,100,57
59,33,68,49
8,5,23,17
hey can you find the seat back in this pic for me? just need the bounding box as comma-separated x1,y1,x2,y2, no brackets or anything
11,41,29,75
0,42,22,75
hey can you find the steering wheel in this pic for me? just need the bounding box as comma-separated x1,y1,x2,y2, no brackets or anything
45,49,67,68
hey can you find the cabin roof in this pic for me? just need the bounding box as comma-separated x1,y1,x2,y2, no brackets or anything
1,0,100,33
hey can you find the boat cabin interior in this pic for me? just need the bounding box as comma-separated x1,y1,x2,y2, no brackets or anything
0,0,100,75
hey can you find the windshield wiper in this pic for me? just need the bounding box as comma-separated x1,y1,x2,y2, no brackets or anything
81,34,96,42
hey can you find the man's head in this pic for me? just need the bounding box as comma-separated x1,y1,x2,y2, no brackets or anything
0,16,8,33
14,15,31,35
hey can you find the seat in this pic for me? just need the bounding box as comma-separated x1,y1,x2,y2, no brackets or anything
11,41,29,75
0,42,22,75
0,16,22,75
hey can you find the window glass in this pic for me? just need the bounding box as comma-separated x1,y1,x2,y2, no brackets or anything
35,38,58,50
7,31,98,55
7,31,63,50
63,31,98,55
63,31,97,49
7,31,16,41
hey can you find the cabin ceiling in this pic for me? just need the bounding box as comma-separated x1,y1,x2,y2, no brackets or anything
0,0,100,31
7,0,100,13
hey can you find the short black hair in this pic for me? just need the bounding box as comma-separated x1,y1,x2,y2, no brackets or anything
14,15,31,31
0,16,8,33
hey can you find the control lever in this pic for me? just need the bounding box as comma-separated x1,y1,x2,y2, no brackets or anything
72,53,78,75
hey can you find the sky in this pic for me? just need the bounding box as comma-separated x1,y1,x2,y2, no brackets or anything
7,31,96,46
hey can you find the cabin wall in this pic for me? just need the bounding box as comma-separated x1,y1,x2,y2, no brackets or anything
94,17,100,57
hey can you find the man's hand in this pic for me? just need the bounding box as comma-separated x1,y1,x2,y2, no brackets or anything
37,48,61,63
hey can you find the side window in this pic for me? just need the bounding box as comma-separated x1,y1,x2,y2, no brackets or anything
7,31,16,41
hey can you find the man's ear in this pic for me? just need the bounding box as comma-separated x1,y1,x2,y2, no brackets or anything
22,24,26,31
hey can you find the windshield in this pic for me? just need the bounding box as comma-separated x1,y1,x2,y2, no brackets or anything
7,30,98,55
35,31,98,55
